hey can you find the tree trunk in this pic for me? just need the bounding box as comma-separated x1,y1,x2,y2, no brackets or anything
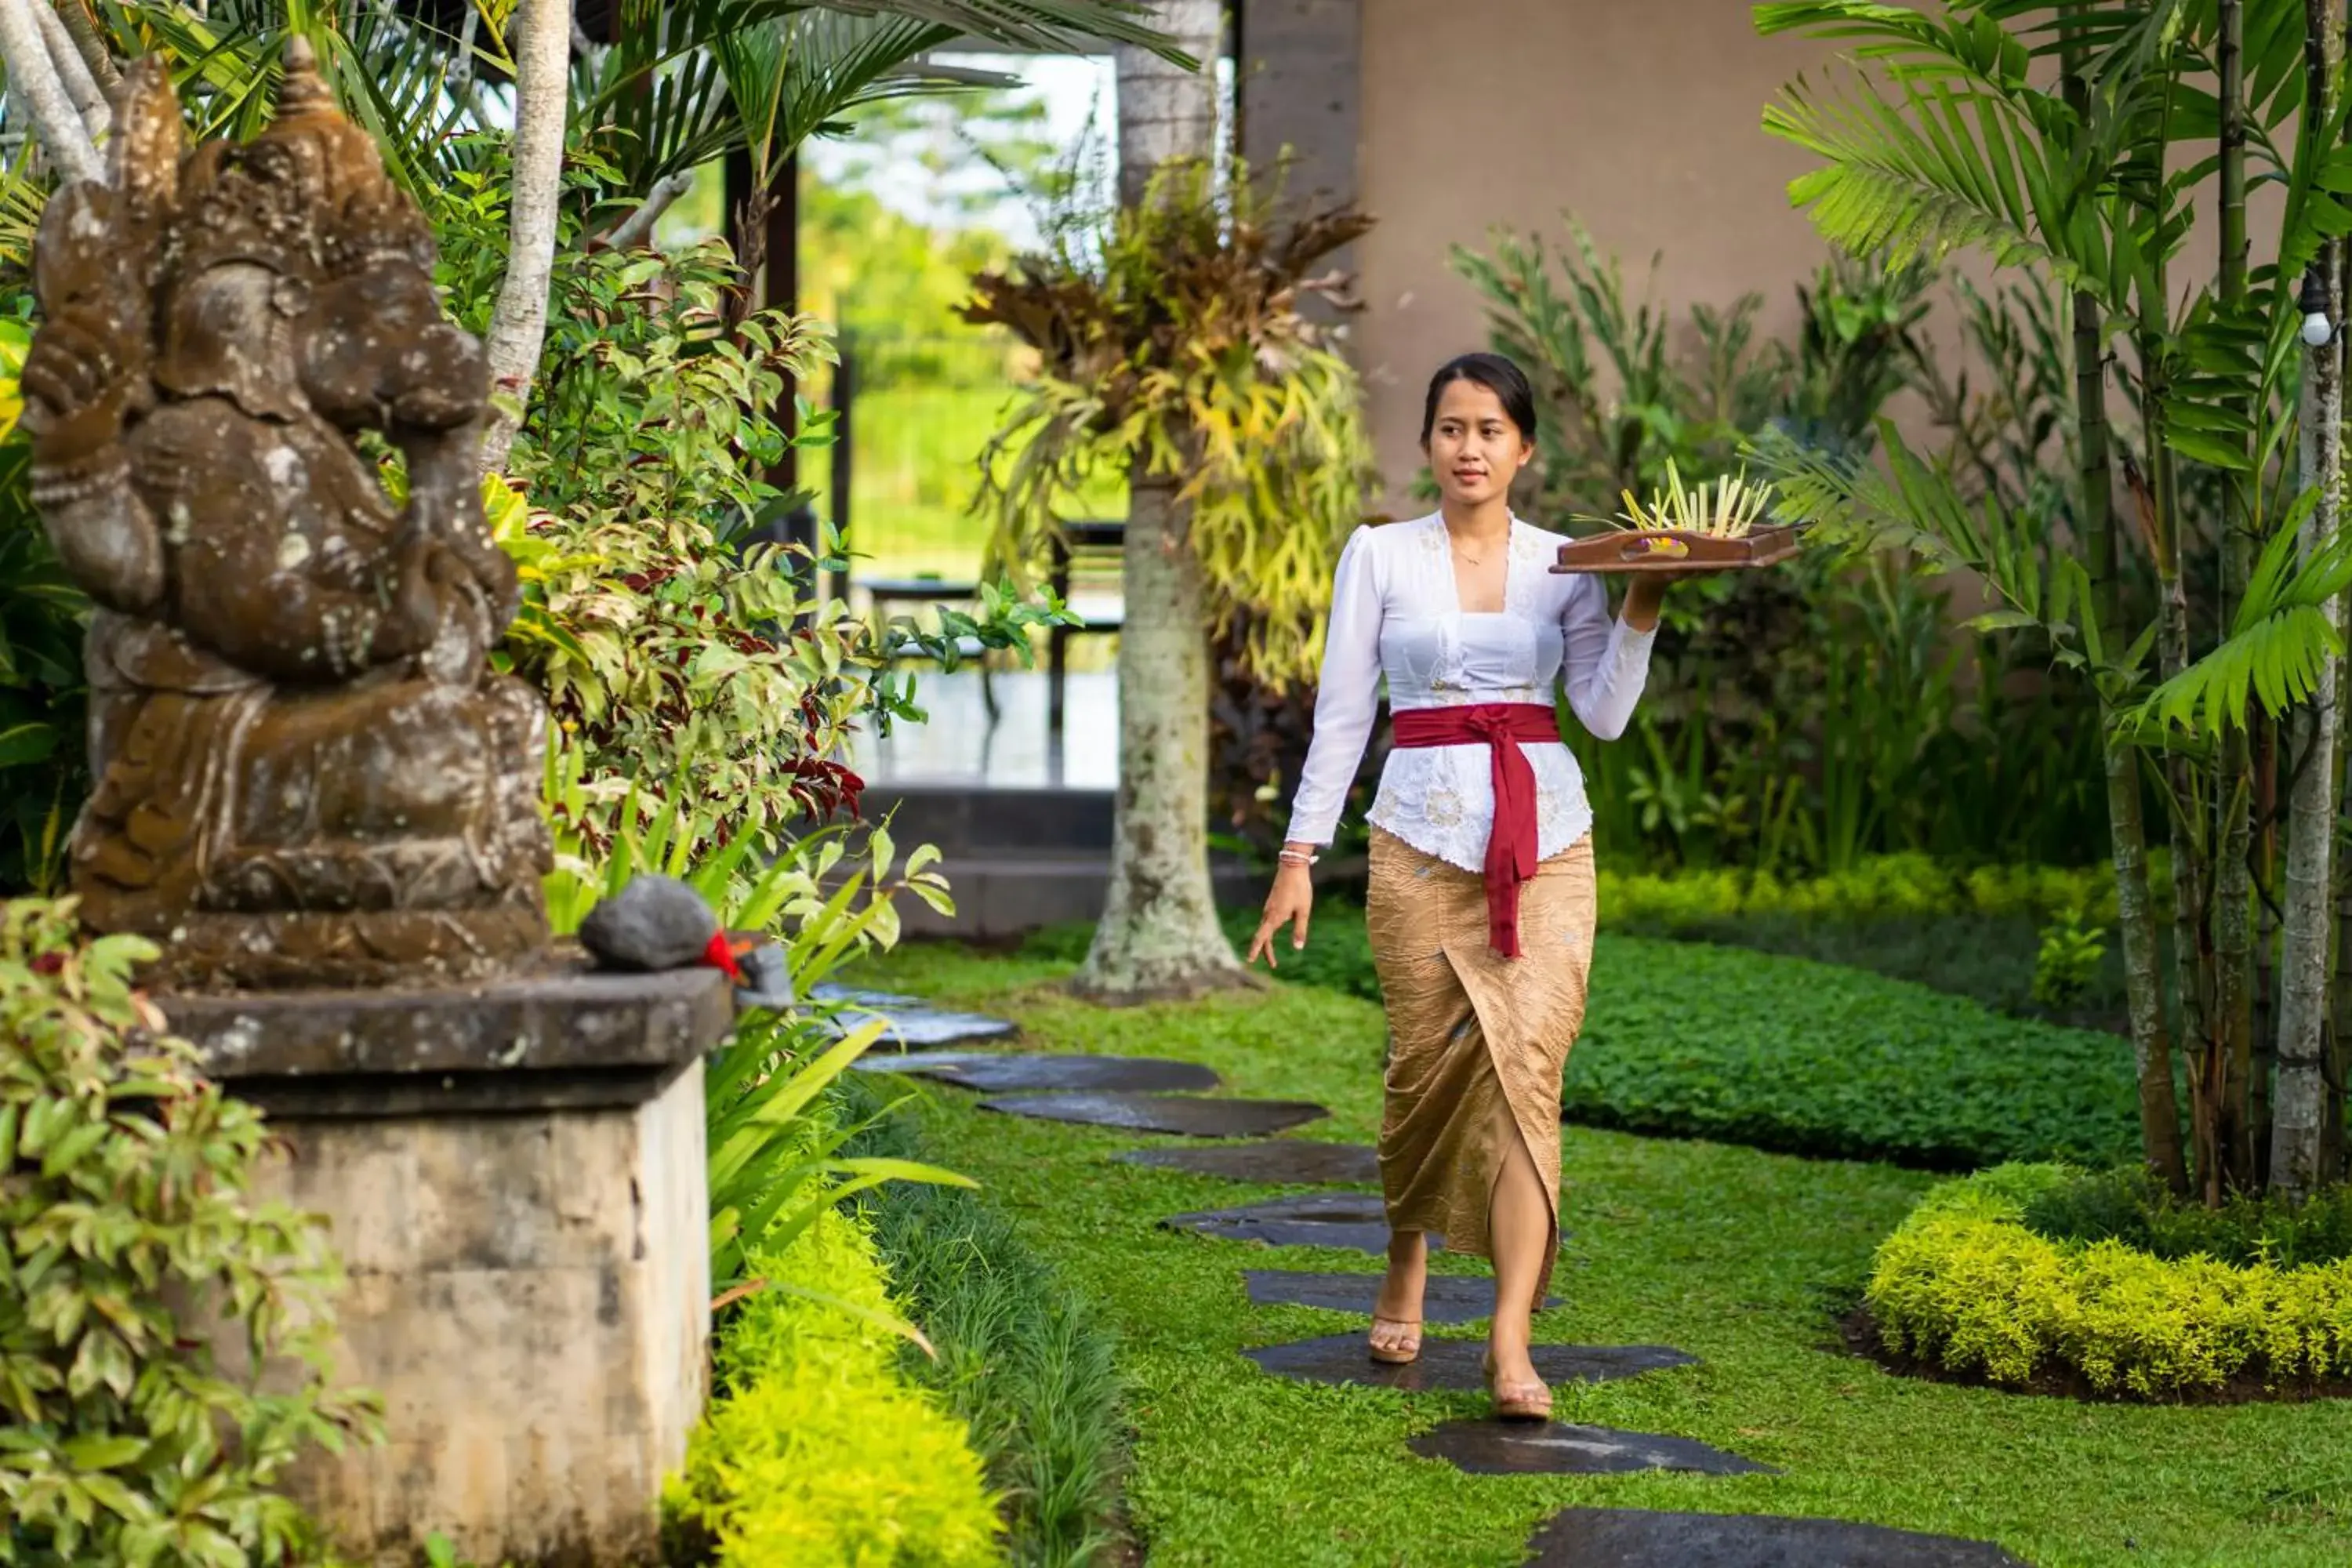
1078,0,1243,1000
2137,256,2203,1200
477,0,572,475
2069,39,2188,1190
53,0,117,92
32,0,105,139
2216,0,2259,1196
1075,459,1248,1000
1112,0,1220,208
0,0,99,183
2276,0,2347,1200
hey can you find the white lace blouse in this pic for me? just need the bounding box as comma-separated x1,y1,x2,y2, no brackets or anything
1283,513,1658,872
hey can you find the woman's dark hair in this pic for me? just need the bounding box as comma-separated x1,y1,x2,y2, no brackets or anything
1420,352,1539,445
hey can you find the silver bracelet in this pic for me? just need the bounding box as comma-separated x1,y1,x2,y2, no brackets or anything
1277,850,1319,866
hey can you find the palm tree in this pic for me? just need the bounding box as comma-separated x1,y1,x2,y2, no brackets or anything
1755,0,2352,1200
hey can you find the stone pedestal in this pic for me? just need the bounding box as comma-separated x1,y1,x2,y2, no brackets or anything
167,964,732,1568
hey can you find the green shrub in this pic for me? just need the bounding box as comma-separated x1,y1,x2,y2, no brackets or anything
0,899,378,1565
2018,1167,2352,1270
1600,853,2140,930
1567,937,2139,1169
849,1087,1125,1568
1185,902,2140,1170
2030,907,2109,1011
666,1206,1003,1568
1867,1165,2352,1397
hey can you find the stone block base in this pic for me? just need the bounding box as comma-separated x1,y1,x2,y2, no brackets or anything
172,967,728,1567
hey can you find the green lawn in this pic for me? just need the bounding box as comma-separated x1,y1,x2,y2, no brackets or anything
845,942,2352,1568
811,383,1127,583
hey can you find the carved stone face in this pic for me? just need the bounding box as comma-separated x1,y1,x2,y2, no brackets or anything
154,260,312,421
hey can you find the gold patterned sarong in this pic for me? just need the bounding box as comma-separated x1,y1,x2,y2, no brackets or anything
1366,827,1596,1315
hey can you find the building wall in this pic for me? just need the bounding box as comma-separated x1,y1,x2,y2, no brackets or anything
1247,0,1853,512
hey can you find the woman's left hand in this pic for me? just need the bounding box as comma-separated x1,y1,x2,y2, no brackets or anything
1621,569,1711,631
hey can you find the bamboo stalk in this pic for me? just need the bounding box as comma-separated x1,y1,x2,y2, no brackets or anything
2278,0,2349,1199
2216,0,2259,1196
2067,31,2188,1189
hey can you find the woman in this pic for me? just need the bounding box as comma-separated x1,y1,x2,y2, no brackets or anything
1246,352,1684,1421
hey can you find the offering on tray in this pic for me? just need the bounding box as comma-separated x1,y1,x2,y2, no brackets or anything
1552,461,1800,575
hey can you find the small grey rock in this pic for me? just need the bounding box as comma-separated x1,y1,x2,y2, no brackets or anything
579,875,719,972
735,941,791,1001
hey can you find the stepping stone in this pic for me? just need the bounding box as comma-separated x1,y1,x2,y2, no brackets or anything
1244,1271,1561,1323
1411,1421,1776,1477
1244,1334,1694,1392
1119,1142,1379,1185
1163,1193,1441,1255
855,1051,1220,1094
981,1092,1327,1138
811,985,917,1007
829,1002,1018,1050
1525,1509,2029,1567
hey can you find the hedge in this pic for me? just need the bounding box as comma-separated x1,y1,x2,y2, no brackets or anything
664,1205,1003,1566
1599,852,2137,930
848,1082,1127,1566
1189,906,2141,1170
1867,1166,2352,1398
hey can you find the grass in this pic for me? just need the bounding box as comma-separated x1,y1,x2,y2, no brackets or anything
1051,906,2145,1171
840,942,2352,1567
808,383,1127,583
1624,910,2132,1036
846,1087,1127,1567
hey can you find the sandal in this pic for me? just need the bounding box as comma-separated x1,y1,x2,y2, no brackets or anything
1367,1316,1422,1366
1482,1350,1552,1422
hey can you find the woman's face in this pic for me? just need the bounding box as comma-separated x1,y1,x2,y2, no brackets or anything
1425,379,1533,509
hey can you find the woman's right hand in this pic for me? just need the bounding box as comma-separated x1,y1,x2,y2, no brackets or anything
1247,856,1316,969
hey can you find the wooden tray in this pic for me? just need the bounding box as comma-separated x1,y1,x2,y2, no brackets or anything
1550,524,1802,575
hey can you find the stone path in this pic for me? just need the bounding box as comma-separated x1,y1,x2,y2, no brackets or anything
1163,1193,1436,1254
1119,1141,1379,1184
1247,1334,1697,1392
1410,1421,1777,1477
1244,1269,1551,1320
855,1051,1221,1094
813,985,1019,1049
859,989,2034,1566
1523,1509,2032,1566
981,1091,1327,1138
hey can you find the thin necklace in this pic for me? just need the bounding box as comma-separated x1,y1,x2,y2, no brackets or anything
1447,521,1508,566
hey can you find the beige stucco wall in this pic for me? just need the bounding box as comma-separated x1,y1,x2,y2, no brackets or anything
1352,0,1860,509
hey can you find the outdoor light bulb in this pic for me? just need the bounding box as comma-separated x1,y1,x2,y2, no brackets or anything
2300,267,2335,347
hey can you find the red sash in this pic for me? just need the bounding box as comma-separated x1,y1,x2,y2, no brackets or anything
1388,702,1560,959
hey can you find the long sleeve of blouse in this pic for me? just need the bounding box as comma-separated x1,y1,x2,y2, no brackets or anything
1282,515,1657,869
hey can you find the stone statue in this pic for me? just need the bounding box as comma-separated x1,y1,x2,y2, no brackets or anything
21,45,552,989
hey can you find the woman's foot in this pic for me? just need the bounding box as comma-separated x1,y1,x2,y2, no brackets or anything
1369,1231,1428,1364
1482,1347,1552,1422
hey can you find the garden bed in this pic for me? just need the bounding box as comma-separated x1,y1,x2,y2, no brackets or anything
1858,1165,2352,1404
1834,1305,2352,1406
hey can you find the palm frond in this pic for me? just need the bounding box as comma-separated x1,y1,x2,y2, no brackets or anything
1766,67,2107,299
781,0,1190,64
2135,491,2352,735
